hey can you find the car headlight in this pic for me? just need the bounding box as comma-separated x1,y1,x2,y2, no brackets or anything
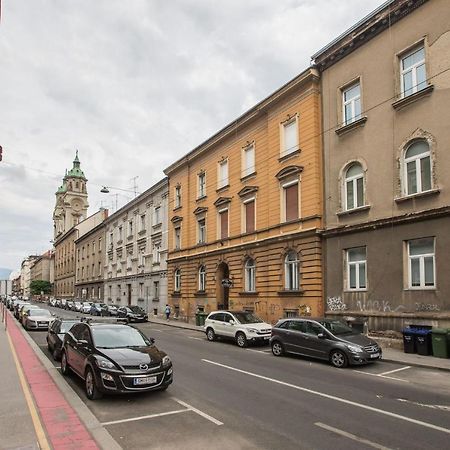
347,345,363,353
248,328,258,333
162,355,171,368
95,358,116,370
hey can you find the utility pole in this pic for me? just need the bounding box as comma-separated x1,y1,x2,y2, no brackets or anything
130,176,139,198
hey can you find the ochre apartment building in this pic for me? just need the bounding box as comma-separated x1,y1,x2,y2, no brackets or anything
164,67,323,324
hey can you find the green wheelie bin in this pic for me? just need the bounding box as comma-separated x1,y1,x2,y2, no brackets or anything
431,328,449,358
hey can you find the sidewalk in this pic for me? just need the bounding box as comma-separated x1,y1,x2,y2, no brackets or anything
148,316,450,372
0,307,121,450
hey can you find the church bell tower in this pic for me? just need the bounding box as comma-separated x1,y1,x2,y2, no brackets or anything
53,150,89,239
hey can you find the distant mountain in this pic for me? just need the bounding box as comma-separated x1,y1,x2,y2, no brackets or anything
0,268,12,280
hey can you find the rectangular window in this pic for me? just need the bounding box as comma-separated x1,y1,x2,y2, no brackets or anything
118,226,123,241
242,143,255,178
98,262,101,277
281,118,298,157
153,243,161,264
198,218,206,244
198,172,206,198
174,226,181,249
244,199,255,233
175,185,182,208
219,209,229,240
153,206,161,226
408,238,435,288
92,242,96,254
346,247,367,290
128,220,133,237
284,182,299,222
99,237,102,252
109,233,113,246
140,215,146,232
343,82,361,125
154,281,159,299
218,160,228,189
401,45,427,97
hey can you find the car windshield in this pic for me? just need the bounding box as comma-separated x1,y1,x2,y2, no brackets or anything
129,306,144,313
232,312,263,324
319,320,353,335
60,321,79,333
74,302,81,306
28,309,51,317
92,326,152,348
99,303,107,307
83,302,90,306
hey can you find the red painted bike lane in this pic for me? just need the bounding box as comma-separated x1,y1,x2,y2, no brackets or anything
7,314,99,450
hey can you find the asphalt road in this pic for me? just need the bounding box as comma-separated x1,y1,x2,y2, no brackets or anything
22,303,450,450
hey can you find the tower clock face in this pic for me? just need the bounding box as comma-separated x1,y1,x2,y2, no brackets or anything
71,199,82,212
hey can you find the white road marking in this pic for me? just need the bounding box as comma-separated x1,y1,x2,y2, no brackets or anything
172,398,223,425
378,366,411,376
246,349,270,354
150,329,163,332
353,370,409,382
101,408,188,426
315,422,392,450
397,398,450,412
188,336,205,341
202,359,450,435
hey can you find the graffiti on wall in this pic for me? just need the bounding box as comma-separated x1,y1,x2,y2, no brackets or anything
326,296,347,311
415,303,441,312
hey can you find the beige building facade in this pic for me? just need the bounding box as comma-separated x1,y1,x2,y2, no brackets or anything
313,0,450,330
164,68,324,324
75,222,106,300
30,250,54,285
104,178,168,315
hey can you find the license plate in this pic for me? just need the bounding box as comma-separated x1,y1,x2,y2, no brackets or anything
370,353,380,358
39,322,48,325
133,376,157,386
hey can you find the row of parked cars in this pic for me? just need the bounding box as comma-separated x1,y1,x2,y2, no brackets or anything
48,298,149,322
203,310,382,368
2,296,173,401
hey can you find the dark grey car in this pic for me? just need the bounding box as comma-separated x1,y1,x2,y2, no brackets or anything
270,318,382,368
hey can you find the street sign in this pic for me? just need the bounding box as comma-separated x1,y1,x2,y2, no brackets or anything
221,278,233,288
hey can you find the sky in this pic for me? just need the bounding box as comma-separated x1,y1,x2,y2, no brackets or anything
0,0,385,272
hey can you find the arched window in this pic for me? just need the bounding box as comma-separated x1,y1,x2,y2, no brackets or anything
344,163,364,210
244,258,256,292
174,269,181,292
198,265,206,292
284,251,300,290
404,140,431,195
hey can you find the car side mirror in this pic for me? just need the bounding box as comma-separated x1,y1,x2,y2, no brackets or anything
229,319,235,325
317,333,326,339
77,339,89,346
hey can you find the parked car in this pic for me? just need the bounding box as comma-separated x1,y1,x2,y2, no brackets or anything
204,311,272,348
61,322,173,400
72,301,83,312
60,299,67,309
82,302,92,314
48,298,57,307
47,318,81,360
19,304,41,322
270,318,382,368
117,306,148,323
65,300,75,310
22,308,54,331
14,301,31,319
90,303,109,316
106,305,118,316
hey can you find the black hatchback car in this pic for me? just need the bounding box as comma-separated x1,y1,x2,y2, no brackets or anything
46,318,81,360
270,318,381,368
117,306,148,323
61,322,172,399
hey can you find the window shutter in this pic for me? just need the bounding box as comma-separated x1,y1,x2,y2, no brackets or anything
285,184,298,221
245,201,255,233
220,210,228,239
284,121,298,154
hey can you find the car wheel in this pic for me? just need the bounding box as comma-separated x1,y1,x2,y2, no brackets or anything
206,328,216,341
85,368,102,400
330,350,348,368
52,347,60,361
236,332,248,348
271,341,285,357
60,352,70,375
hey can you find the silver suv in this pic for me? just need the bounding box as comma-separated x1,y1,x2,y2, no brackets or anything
204,311,272,348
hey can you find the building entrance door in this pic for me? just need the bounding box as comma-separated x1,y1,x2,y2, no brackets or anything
127,284,132,306
216,262,230,310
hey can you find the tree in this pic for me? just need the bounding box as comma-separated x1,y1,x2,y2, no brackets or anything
30,280,53,295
